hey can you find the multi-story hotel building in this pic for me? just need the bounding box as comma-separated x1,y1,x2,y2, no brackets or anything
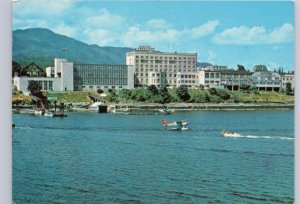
126,46,197,88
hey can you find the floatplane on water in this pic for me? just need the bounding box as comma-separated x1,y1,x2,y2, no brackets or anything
162,119,189,131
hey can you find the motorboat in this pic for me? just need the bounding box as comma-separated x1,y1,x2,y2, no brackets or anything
220,130,241,137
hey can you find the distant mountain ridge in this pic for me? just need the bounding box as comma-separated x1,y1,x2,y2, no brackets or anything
13,28,210,69
13,28,134,68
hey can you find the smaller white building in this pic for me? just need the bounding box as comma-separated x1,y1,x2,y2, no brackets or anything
13,58,73,93
281,74,294,91
198,70,222,88
176,72,198,88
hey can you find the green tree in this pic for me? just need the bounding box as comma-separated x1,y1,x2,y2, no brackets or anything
27,80,47,108
148,84,159,95
189,91,210,103
240,84,251,92
97,89,104,94
27,81,41,96
237,64,246,71
199,84,205,90
106,90,119,103
208,88,217,95
286,82,293,95
12,61,21,77
158,86,171,104
131,89,146,102
176,85,190,102
216,89,231,100
118,89,131,101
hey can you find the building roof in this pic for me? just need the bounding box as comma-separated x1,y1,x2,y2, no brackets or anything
204,69,252,75
20,62,46,77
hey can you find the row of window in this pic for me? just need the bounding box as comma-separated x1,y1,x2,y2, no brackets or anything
28,80,53,91
74,79,127,85
136,60,195,64
282,77,293,81
135,69,196,73
136,55,196,60
178,80,196,84
76,85,124,90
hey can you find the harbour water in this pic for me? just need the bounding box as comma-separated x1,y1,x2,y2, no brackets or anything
13,110,294,203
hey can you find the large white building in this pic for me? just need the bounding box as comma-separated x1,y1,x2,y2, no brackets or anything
126,46,197,88
13,58,135,93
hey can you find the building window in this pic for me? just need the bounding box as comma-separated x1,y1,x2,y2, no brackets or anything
49,81,53,91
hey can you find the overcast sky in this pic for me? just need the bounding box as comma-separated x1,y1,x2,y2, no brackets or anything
13,0,294,71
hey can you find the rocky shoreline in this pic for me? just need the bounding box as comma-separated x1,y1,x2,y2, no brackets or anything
112,102,294,111
12,102,294,114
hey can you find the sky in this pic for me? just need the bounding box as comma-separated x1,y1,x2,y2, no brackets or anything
12,0,294,71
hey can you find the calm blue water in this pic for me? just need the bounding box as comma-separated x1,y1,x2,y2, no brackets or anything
13,110,294,203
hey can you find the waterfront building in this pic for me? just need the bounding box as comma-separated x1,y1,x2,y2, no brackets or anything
73,63,134,91
126,45,197,88
20,62,46,77
220,69,252,90
281,73,294,91
201,65,228,71
198,69,222,89
14,59,73,92
14,58,134,93
176,72,198,88
251,70,281,91
198,67,252,90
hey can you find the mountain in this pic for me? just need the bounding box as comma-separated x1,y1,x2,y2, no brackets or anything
13,28,134,68
13,28,208,69
197,62,212,68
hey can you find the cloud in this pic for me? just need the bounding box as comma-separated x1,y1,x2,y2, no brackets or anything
147,19,172,29
52,23,78,38
84,29,117,46
13,19,49,29
84,9,125,29
123,26,182,47
189,20,220,38
213,23,294,45
13,0,74,16
123,20,219,47
207,50,217,63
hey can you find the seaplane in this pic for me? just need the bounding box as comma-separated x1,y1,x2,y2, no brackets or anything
161,119,189,131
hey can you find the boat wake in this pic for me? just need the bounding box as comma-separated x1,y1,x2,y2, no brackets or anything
224,134,293,140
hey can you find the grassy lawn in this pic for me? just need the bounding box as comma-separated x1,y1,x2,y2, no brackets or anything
12,89,294,104
45,91,100,103
231,91,294,103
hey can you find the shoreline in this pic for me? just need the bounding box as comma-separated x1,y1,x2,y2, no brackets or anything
112,102,294,111
12,102,294,114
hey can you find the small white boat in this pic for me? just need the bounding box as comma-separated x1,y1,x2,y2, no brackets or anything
34,109,45,116
44,110,55,117
220,131,241,137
